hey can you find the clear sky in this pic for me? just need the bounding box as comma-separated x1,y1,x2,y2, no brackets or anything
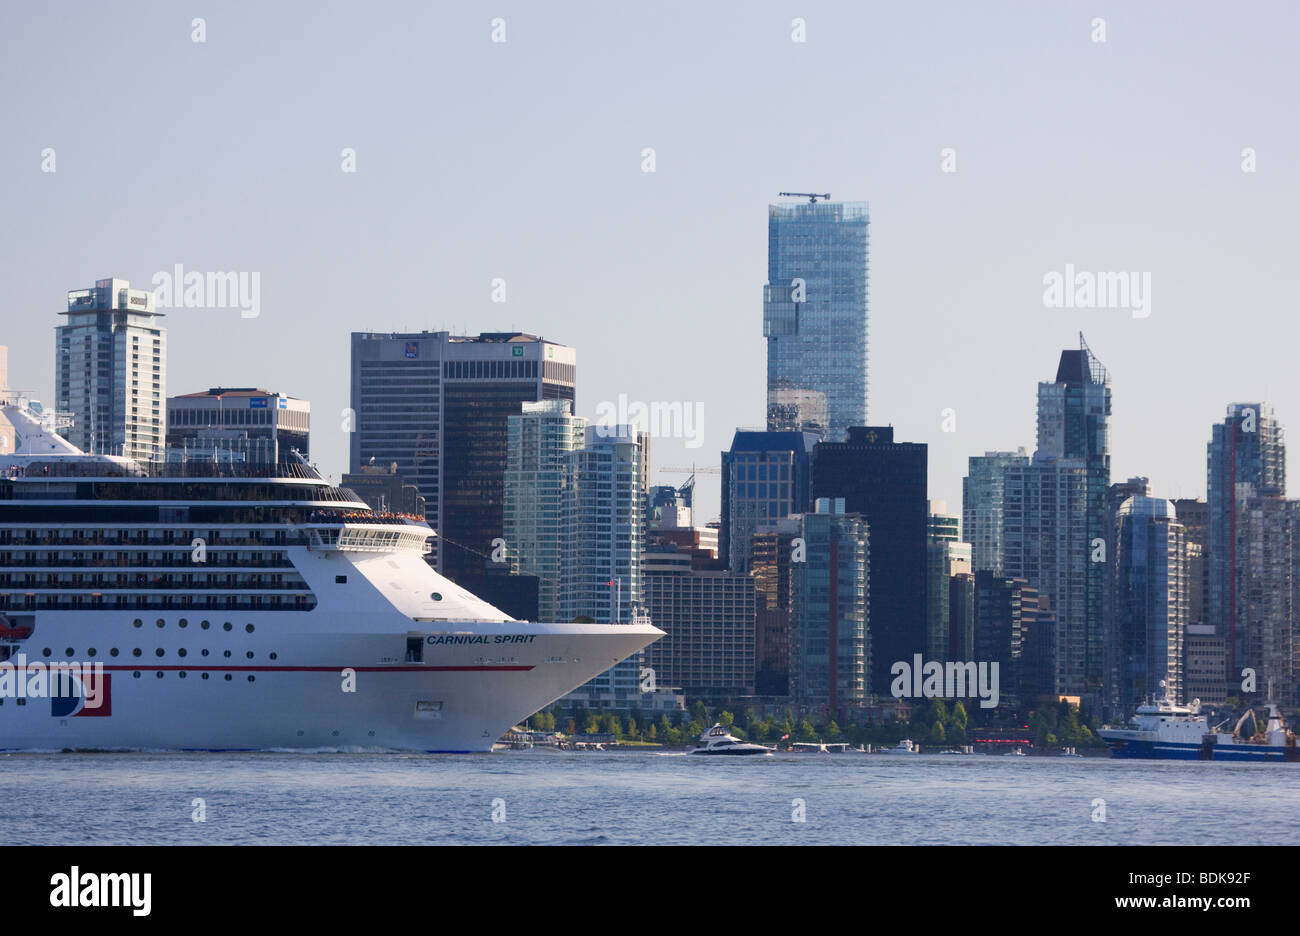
3,1,1296,525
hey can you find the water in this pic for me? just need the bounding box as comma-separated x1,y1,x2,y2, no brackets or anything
3,750,1297,845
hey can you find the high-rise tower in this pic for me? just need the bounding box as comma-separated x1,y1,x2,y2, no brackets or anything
57,277,166,462
763,197,869,441
1003,336,1111,700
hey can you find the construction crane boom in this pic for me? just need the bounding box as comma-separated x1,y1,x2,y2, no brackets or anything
778,191,831,204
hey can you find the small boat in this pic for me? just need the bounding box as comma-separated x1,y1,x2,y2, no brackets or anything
882,739,920,754
1058,746,1083,757
687,724,773,756
1002,747,1026,756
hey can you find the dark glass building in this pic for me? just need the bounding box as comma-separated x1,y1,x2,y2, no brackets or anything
812,425,927,694
721,429,818,573
350,331,575,581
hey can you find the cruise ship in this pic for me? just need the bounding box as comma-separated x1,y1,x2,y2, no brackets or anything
0,401,662,752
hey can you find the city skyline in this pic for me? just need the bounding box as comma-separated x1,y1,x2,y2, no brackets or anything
4,3,1298,526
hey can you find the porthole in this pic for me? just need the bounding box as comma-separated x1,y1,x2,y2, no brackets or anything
179,618,188,629
431,592,443,601
224,650,232,658
201,649,210,657
201,620,210,630
201,673,210,680
156,618,165,629
65,648,74,657
155,648,165,657
155,672,164,679
179,671,187,679
178,649,187,658
110,648,120,657
269,652,277,661
224,674,232,681
88,648,97,657
223,622,232,632
132,648,142,657
133,619,143,628
247,675,255,683
246,651,254,659
42,648,51,657
245,624,254,634
133,672,141,679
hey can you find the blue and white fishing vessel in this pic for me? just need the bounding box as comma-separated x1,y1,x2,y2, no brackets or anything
1100,686,1300,762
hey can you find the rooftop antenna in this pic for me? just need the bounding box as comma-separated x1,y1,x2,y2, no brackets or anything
778,192,832,204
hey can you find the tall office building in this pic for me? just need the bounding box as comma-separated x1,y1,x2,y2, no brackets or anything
789,498,869,709
963,449,1029,574
751,517,800,696
926,502,971,659
349,331,575,578
1002,337,1111,701
812,426,927,694
558,425,648,705
1173,499,1211,681
1232,491,1297,705
1207,403,1287,683
503,400,587,623
972,571,1036,707
763,197,869,440
166,387,310,462
1112,495,1188,711
1183,623,1227,705
949,573,975,660
57,277,166,462
720,429,818,573
641,544,756,697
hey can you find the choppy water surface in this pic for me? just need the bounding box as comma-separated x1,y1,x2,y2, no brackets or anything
3,750,1296,845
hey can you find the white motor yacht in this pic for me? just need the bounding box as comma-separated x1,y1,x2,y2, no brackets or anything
687,723,773,755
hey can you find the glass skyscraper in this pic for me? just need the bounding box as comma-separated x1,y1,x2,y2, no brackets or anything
790,498,869,709
962,449,1029,575
1002,336,1111,702
763,198,869,441
720,428,818,574
812,426,927,695
504,400,587,623
1207,402,1287,688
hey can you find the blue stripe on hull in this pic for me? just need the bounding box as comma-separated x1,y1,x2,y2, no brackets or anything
1106,739,1297,761
1106,741,1202,760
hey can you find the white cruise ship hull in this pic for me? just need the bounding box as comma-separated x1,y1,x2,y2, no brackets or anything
0,619,659,753
0,545,662,753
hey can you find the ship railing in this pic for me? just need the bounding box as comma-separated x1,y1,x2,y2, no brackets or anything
301,523,433,554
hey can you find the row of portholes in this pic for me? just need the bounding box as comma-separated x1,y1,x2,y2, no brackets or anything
42,647,278,661
131,618,254,634
127,672,256,682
